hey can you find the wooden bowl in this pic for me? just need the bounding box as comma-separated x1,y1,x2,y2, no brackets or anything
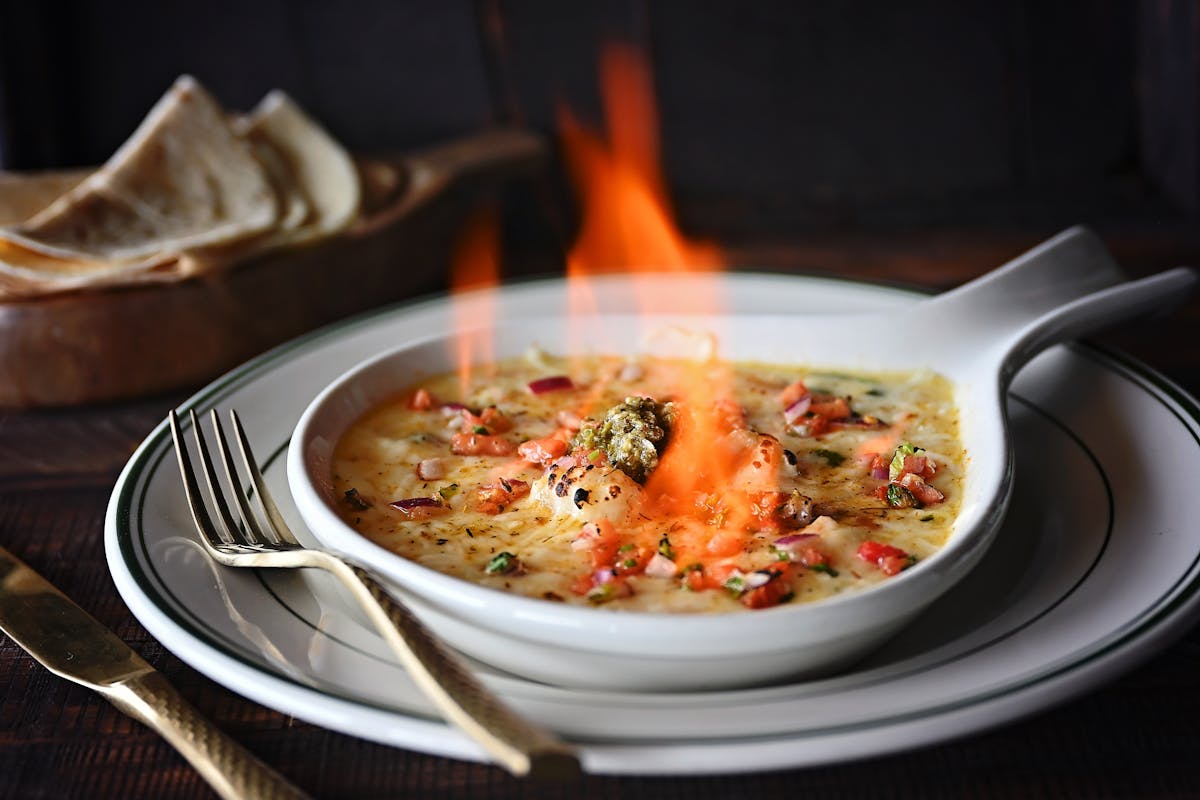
0,129,545,408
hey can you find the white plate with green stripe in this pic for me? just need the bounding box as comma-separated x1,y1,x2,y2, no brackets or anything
105,273,1200,774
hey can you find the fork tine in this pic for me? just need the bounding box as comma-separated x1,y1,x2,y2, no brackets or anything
229,409,301,546
187,409,243,546
168,410,227,550
208,409,273,546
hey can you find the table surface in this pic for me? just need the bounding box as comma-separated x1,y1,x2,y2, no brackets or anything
4,227,1200,799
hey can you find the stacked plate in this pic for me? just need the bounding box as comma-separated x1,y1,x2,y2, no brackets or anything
105,273,1200,774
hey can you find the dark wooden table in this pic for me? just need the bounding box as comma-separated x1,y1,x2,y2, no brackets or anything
4,227,1200,799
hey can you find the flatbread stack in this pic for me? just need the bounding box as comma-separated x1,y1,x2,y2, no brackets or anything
0,75,360,299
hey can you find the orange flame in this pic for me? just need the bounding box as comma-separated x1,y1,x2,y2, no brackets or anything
560,43,722,320
559,43,752,549
449,209,501,396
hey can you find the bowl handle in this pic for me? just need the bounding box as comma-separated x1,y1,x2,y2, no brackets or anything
916,226,1197,383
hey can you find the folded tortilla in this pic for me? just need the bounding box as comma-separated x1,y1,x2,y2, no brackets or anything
179,90,361,273
0,75,277,264
0,77,363,300
0,170,89,226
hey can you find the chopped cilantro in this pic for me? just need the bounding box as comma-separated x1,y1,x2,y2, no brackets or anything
587,583,615,603
485,552,518,574
658,535,675,559
438,483,460,501
885,483,922,509
812,448,845,467
472,425,489,434
809,562,839,577
618,543,635,552
623,558,638,568
723,573,746,594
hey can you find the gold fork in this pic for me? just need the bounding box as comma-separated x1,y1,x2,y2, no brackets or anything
169,408,581,779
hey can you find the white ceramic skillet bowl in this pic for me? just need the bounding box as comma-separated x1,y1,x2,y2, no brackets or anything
288,227,1196,692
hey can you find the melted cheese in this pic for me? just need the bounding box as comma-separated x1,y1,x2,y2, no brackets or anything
331,352,963,613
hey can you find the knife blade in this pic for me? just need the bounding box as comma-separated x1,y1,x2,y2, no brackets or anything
0,545,309,799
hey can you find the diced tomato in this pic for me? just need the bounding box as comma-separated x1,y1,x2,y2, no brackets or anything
450,433,516,456
796,546,829,569
517,432,571,465
682,566,707,592
740,563,793,609
857,540,907,563
572,519,621,568
779,379,809,407
857,540,913,575
793,414,831,437
900,473,945,505
475,478,529,514
461,406,513,434
706,561,742,588
902,454,929,478
408,388,437,410
808,396,852,420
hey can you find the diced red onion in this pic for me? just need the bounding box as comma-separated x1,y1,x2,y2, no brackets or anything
870,463,889,480
783,396,812,426
644,553,678,578
440,402,469,417
390,497,443,511
416,458,446,480
527,375,575,394
593,567,615,584
773,532,818,550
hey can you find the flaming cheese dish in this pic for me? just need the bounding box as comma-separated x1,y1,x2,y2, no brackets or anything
330,349,963,613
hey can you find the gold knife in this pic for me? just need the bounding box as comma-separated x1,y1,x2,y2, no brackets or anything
0,545,309,799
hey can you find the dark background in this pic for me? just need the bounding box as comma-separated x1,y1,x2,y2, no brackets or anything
1,0,1194,252
4,3,1200,798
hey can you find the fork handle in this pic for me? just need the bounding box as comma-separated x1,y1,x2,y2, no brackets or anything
102,671,310,799
326,558,581,779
